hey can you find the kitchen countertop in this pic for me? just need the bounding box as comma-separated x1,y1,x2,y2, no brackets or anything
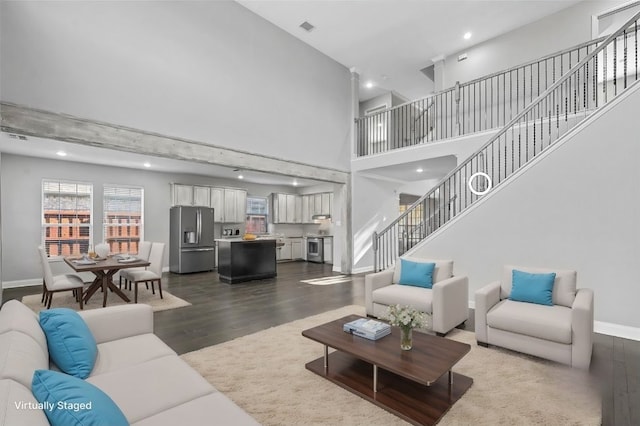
215,238,277,242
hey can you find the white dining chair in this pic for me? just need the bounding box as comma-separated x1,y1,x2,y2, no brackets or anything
124,242,165,303
38,246,85,309
118,240,152,289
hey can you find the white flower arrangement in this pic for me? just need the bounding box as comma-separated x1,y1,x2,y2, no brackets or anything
385,304,428,330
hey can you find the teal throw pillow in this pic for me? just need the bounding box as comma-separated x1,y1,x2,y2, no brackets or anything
398,259,436,288
39,308,97,379
509,270,556,306
32,370,129,426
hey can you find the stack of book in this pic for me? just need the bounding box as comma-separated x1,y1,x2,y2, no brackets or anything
343,318,391,341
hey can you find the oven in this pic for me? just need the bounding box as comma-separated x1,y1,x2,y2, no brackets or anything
306,237,324,263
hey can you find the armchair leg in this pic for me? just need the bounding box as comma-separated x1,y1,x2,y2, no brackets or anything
477,341,489,348
134,282,138,303
157,280,163,299
78,288,83,310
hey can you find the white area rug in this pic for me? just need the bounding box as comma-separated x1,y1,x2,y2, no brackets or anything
300,275,352,285
181,305,600,425
22,287,191,313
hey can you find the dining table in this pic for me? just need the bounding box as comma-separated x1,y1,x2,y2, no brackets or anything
64,255,151,307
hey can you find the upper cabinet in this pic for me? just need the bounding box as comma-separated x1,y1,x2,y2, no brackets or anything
272,193,301,224
272,192,333,224
171,184,246,223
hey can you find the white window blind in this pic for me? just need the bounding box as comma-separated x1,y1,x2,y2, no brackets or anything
103,185,144,254
42,180,93,258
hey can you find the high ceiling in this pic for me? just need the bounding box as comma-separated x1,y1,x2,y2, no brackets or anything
237,0,582,101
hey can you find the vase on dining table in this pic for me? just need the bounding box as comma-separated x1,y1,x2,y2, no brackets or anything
400,326,413,351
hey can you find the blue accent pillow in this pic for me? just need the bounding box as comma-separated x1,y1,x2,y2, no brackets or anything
39,308,97,379
509,270,556,306
398,259,436,288
32,370,129,426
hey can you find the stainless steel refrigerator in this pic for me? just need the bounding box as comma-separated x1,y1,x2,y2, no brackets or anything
169,206,215,274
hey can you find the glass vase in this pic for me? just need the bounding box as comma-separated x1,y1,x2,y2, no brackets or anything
400,326,413,350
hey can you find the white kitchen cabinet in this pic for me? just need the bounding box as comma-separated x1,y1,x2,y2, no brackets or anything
272,193,302,223
222,188,247,223
278,241,292,261
172,184,194,206
323,237,333,264
313,194,322,215
235,190,247,223
321,193,332,216
301,195,311,223
211,187,224,222
291,239,303,260
193,185,211,206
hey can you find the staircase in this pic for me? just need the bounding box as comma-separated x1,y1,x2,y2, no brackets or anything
372,12,640,272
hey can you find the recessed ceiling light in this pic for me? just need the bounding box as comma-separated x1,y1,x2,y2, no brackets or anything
416,168,424,173
56,151,67,157
365,81,374,89
292,180,299,186
238,174,244,180
143,162,151,168
464,32,472,40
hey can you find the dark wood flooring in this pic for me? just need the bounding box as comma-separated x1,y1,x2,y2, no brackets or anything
3,261,637,425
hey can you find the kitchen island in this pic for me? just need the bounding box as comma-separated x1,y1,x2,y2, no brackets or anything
216,239,277,284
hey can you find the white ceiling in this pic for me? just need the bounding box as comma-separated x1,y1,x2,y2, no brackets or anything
237,0,582,101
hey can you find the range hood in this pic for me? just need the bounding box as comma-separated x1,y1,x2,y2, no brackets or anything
312,214,331,220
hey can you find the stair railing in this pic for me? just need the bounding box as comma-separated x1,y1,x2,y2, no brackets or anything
357,35,611,157
372,12,640,272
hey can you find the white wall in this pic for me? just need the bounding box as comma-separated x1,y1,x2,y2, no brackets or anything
443,0,629,87
0,152,3,303
410,82,640,330
0,154,296,284
0,1,352,171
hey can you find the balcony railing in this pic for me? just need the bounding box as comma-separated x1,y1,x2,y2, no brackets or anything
356,35,612,157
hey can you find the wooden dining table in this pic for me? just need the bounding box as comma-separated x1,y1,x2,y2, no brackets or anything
64,256,151,308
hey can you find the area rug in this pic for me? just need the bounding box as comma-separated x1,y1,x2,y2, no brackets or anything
22,287,191,313
181,305,600,425
300,275,352,285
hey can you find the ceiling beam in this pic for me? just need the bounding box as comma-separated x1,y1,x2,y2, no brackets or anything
0,102,349,184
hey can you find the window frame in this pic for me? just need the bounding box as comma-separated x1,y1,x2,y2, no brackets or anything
245,196,269,235
41,179,93,259
103,184,144,255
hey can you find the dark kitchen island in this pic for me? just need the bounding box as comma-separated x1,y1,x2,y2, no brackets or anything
216,239,277,284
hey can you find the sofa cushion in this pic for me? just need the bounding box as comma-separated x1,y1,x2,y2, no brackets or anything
0,300,48,354
40,308,97,379
398,259,435,288
132,393,259,426
487,299,572,344
509,270,556,306
501,265,577,308
0,331,49,389
87,356,215,423
32,369,129,426
91,334,176,377
372,284,433,314
0,379,50,426
393,258,453,285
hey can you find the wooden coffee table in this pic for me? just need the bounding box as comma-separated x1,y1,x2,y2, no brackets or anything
302,314,473,426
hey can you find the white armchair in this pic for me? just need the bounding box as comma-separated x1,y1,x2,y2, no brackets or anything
365,258,469,336
475,265,593,369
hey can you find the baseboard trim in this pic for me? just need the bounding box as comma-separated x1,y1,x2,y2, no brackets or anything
2,278,41,289
351,266,374,274
594,321,640,342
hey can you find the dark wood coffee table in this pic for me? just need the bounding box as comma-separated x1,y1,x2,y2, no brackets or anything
302,314,472,426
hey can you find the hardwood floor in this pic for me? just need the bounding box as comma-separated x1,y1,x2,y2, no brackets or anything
3,261,638,425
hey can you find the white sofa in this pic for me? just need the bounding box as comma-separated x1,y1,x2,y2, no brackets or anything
365,258,469,336
0,300,259,425
475,265,594,369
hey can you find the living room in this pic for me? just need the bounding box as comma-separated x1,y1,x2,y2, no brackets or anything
1,1,639,425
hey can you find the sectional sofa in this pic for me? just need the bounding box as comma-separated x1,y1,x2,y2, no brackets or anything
0,300,258,425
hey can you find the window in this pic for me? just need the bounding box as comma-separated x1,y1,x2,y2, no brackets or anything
245,196,268,234
42,180,93,258
103,185,144,255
